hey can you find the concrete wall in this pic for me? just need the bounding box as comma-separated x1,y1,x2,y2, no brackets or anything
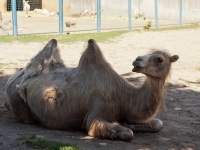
157,0,200,22
100,0,200,22
0,0,7,12
0,0,200,22
42,0,71,16
70,0,96,14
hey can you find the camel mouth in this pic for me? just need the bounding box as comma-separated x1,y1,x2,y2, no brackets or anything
132,60,144,72
132,66,143,72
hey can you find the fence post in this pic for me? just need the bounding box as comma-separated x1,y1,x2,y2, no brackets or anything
179,0,183,26
128,0,132,30
154,0,158,29
96,0,101,32
11,0,18,36
59,0,63,34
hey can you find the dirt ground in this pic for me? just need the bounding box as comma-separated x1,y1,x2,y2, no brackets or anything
0,29,200,150
1,11,176,35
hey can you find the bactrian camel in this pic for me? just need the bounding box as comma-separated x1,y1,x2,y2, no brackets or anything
5,39,179,142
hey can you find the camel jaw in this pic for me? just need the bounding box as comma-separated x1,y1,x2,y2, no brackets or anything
132,61,145,72
132,66,143,72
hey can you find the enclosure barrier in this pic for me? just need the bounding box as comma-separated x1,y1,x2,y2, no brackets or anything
154,0,158,29
59,0,63,34
11,0,17,36
2,0,193,36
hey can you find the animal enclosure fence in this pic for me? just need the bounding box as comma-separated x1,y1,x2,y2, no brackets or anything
0,0,200,36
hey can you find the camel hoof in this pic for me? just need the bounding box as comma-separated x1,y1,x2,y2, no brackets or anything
151,119,163,132
111,128,134,142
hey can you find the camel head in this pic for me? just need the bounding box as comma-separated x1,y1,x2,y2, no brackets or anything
132,50,179,79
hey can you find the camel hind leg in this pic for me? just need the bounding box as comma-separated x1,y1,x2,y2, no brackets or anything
5,39,64,124
5,101,36,124
5,70,37,124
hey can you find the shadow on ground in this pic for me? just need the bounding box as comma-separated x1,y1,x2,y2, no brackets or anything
0,70,199,150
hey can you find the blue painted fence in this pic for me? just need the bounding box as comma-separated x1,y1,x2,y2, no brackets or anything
10,0,183,36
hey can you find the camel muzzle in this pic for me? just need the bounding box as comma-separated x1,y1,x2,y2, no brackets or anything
132,61,144,72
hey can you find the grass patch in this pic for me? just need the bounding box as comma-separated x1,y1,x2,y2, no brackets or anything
145,24,200,32
0,30,128,43
24,135,80,150
0,24,199,43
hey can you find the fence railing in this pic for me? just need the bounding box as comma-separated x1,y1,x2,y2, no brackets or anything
1,0,199,36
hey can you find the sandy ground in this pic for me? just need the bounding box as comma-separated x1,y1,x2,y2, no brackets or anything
0,29,200,150
1,11,177,35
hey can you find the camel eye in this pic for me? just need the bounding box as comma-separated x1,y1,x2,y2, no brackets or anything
157,57,164,63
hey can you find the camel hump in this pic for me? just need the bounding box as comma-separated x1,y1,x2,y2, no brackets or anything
41,39,57,60
78,39,108,68
46,39,57,48
87,39,99,50
87,39,99,53
32,39,58,61
88,39,96,44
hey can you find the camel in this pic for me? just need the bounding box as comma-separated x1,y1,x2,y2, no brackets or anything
5,39,179,142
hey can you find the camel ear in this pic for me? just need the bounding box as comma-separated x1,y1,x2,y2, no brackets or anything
170,55,179,62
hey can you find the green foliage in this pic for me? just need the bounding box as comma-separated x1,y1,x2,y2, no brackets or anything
143,21,152,29
25,135,80,150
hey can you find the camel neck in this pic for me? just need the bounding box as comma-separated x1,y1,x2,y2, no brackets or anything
130,76,166,122
142,76,165,94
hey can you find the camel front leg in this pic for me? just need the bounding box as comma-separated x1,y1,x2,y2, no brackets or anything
87,117,133,142
123,119,163,133
86,97,133,142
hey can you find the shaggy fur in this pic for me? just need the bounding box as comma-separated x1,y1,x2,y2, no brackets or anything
5,39,179,142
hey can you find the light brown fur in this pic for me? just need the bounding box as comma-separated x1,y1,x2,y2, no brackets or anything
5,39,179,142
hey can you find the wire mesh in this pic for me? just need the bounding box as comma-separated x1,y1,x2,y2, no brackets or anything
182,0,200,24
64,0,96,33
131,0,155,29
0,0,200,36
101,0,128,30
